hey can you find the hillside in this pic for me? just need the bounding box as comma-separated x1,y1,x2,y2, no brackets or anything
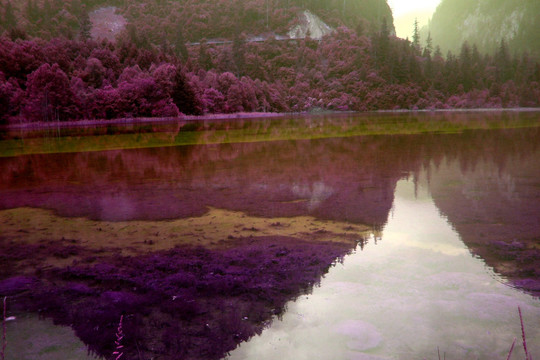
0,0,394,43
426,0,540,57
1,0,539,125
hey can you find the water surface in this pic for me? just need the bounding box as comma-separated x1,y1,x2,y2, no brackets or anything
0,111,539,360
227,178,540,360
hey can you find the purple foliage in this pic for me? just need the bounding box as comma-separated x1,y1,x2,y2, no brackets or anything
0,276,39,296
0,237,351,360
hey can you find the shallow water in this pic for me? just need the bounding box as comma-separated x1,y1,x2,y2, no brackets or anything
0,111,539,360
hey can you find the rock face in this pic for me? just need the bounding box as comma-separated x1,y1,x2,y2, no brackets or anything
426,0,540,56
288,10,334,39
89,7,126,42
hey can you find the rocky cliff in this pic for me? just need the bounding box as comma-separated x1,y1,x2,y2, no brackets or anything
426,0,540,57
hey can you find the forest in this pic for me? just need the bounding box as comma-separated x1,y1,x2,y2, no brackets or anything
0,0,539,124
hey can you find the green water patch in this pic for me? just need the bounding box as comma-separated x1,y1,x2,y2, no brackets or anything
1,111,539,156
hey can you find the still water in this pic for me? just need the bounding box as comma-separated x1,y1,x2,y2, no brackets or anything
228,178,540,360
0,111,539,360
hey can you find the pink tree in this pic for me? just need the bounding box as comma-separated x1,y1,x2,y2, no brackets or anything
0,72,23,123
23,63,80,122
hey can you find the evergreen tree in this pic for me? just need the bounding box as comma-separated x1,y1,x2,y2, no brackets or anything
423,34,434,82
459,42,473,91
43,0,52,19
373,17,390,67
171,67,202,115
198,40,212,70
412,18,420,53
232,33,246,77
434,45,443,60
79,7,92,41
495,39,512,82
25,0,39,23
174,25,189,61
355,21,364,37
423,32,433,59
2,2,17,29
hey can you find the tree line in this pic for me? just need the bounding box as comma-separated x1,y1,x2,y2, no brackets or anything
1,1,539,124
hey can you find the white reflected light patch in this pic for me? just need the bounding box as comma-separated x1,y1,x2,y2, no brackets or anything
226,178,540,360
292,181,335,211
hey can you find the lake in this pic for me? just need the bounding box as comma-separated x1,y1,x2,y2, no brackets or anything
0,111,539,360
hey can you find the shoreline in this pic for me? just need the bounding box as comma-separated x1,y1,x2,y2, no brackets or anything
1,112,293,131
2,107,540,132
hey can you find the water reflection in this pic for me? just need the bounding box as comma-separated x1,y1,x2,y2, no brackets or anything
1,113,540,359
227,179,540,360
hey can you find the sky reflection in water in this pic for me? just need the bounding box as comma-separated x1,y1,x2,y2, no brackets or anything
227,178,540,360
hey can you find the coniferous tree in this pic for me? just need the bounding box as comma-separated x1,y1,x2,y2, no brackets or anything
459,42,473,91
2,2,17,29
198,40,212,70
496,39,511,83
373,17,390,67
444,51,460,94
355,21,364,37
174,25,189,61
232,33,246,77
25,0,39,23
412,18,420,54
171,67,202,115
423,32,433,59
43,0,53,21
79,7,92,41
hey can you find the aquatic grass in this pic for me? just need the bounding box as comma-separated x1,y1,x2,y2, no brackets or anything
505,307,532,360
112,315,124,360
437,346,446,360
1,297,5,360
431,307,533,360
518,306,531,360
506,338,516,360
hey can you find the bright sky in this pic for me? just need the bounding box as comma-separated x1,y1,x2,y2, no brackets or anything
387,0,442,39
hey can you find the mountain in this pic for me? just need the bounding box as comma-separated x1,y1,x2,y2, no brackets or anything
0,0,394,43
1,0,539,124
425,0,540,57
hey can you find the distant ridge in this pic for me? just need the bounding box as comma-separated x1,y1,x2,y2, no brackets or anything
425,0,540,56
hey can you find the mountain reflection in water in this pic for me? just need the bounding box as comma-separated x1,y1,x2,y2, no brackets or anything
0,112,539,359
227,178,540,360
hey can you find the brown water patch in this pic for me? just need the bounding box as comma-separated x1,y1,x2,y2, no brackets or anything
0,207,368,254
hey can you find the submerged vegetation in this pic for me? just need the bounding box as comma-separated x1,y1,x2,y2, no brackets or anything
2,111,540,157
0,234,354,359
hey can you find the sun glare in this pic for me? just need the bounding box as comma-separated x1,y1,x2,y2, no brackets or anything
387,0,442,39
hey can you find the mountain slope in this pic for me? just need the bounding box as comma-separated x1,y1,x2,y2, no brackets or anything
0,0,394,43
120,0,395,45
426,0,540,56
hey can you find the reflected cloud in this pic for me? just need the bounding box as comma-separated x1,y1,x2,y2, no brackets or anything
292,181,335,212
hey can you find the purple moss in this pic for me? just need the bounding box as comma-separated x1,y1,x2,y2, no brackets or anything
0,236,351,360
0,276,39,296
